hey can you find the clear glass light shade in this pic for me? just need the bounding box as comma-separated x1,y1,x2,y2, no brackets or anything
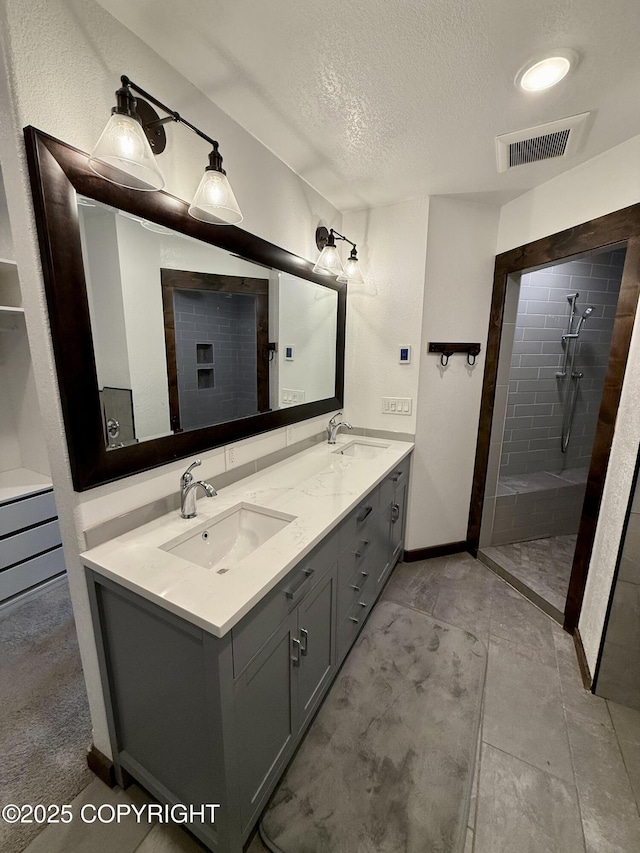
313,243,343,275
88,114,165,191
188,170,243,225
342,255,364,284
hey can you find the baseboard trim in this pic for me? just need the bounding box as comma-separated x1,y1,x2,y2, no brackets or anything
87,744,116,788
403,541,468,562
572,627,593,691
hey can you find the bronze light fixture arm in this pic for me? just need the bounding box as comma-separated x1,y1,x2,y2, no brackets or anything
120,75,221,157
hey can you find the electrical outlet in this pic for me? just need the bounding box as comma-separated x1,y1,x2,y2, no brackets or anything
382,397,412,415
286,426,295,445
228,446,236,467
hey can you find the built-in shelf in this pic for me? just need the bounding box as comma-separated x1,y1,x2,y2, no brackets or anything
0,304,24,331
0,467,53,505
0,258,21,313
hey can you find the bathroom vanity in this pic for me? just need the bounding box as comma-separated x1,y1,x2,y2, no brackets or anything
82,436,412,853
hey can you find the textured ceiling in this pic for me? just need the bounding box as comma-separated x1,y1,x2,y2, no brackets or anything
95,0,640,212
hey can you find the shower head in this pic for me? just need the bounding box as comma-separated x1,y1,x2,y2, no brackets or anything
575,305,594,336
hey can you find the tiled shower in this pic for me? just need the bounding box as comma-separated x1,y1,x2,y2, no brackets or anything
480,248,625,616
174,289,258,431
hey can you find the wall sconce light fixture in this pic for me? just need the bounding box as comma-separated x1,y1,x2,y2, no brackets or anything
313,226,364,284
88,75,242,225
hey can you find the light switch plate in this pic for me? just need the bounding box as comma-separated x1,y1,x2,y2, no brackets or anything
382,397,412,415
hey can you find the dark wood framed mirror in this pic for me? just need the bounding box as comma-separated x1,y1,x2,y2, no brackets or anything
24,126,346,491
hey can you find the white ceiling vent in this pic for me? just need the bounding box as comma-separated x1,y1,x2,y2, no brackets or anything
496,112,590,172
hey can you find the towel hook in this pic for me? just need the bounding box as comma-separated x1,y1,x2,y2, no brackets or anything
428,342,481,367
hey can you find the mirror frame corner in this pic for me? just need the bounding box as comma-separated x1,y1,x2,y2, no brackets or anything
23,125,346,490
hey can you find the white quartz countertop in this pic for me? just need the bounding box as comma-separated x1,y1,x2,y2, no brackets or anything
81,436,413,637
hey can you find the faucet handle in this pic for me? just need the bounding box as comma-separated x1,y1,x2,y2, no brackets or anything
181,459,201,485
328,412,342,426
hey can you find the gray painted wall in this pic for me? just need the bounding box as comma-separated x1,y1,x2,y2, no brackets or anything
501,248,625,477
174,290,258,431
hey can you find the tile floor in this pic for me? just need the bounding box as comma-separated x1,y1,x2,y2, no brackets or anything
480,533,577,620
18,554,640,853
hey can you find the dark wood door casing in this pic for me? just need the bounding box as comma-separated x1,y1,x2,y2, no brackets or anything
161,270,269,432
466,203,640,633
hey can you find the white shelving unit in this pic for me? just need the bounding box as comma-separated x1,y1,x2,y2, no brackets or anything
0,239,64,605
0,258,23,330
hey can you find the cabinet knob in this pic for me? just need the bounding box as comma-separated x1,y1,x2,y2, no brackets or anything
349,584,361,592
355,539,370,558
360,571,369,577
349,616,360,624
358,601,368,608
284,566,315,599
391,503,400,523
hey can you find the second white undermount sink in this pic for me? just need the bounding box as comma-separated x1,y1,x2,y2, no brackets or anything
333,440,390,459
162,502,296,573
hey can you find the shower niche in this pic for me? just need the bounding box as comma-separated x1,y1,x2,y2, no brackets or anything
478,246,626,619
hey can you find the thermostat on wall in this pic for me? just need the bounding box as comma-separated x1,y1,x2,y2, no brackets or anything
399,346,412,364
285,345,295,361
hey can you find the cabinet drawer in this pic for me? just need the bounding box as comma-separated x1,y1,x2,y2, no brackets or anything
232,532,339,678
337,489,380,555
0,546,66,603
0,519,62,570
337,510,387,589
0,490,57,538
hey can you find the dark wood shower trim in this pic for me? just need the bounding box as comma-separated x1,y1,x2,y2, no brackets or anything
466,204,640,634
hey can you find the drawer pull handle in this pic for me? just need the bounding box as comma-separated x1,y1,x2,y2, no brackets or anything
355,539,370,558
360,571,369,577
349,616,360,624
300,628,309,656
392,471,403,482
285,567,315,599
357,505,373,522
349,584,361,591
291,637,301,665
391,503,400,523
358,600,368,608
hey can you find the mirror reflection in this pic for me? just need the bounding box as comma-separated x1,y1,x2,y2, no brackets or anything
77,199,338,449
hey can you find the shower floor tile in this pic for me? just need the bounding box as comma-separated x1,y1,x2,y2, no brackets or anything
479,535,577,622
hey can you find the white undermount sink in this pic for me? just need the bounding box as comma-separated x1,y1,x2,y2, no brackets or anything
333,440,390,459
161,502,296,573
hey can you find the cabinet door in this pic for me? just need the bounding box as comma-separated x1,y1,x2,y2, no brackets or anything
389,477,408,567
234,611,297,829
295,566,336,732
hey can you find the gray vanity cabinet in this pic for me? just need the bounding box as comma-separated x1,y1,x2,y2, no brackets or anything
234,610,297,830
234,564,337,830
377,458,410,590
295,567,336,730
86,452,411,853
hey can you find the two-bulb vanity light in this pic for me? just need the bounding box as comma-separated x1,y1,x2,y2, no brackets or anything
313,227,364,284
88,75,243,225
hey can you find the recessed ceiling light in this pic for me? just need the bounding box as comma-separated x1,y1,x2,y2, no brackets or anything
515,49,578,92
